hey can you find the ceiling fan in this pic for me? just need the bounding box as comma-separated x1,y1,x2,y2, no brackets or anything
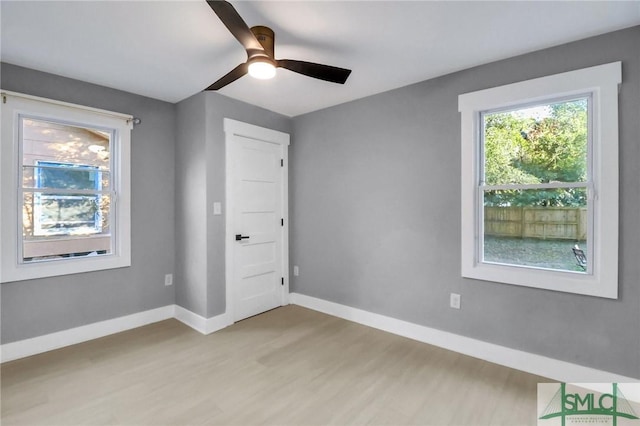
204,0,352,90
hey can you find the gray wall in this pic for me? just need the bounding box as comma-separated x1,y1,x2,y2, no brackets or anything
290,26,640,378
1,63,176,343
175,93,208,316
174,92,291,318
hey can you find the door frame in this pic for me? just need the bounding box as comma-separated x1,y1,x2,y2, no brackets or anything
224,118,290,323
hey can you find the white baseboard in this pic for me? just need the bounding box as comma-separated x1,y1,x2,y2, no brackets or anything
289,292,639,383
174,305,232,335
1,304,233,363
4,296,637,384
0,305,175,363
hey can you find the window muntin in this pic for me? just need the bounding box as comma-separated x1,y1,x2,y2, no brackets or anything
479,98,591,273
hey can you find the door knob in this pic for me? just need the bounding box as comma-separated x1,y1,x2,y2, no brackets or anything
235,234,250,241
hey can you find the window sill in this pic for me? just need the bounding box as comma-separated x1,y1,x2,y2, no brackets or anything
462,260,617,299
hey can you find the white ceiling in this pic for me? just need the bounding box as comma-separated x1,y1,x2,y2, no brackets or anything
2,1,639,117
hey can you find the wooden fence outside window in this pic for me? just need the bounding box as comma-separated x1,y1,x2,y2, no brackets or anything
484,207,587,240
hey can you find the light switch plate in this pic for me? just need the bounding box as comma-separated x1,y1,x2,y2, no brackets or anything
450,293,461,309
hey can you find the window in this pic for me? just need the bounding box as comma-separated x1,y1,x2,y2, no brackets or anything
458,62,621,298
481,97,590,272
1,91,132,282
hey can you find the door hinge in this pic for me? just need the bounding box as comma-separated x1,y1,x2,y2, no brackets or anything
281,159,284,167
281,277,284,286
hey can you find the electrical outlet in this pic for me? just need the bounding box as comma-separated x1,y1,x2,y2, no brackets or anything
450,293,461,309
164,274,173,286
293,266,299,276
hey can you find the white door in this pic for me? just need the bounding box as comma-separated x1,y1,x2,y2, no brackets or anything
224,118,289,322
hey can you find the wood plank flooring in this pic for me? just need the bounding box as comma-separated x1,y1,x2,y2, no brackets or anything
1,305,551,425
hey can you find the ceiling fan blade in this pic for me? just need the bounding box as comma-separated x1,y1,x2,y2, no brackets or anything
205,63,248,90
206,1,265,54
277,59,352,84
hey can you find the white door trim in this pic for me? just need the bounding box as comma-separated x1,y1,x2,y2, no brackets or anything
224,118,290,323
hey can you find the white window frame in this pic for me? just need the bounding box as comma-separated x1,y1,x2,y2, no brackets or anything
1,91,132,282
458,62,621,299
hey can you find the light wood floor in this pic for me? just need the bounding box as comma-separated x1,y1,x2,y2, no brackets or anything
1,305,551,425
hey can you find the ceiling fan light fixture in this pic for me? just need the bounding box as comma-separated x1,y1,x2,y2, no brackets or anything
248,59,276,80
205,1,351,90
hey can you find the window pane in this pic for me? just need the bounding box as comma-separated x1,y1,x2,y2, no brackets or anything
483,188,587,272
21,118,111,171
20,118,112,263
483,98,588,185
25,192,111,237
35,193,102,235
22,193,112,261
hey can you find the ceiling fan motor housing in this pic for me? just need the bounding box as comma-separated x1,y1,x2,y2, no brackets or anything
250,26,275,58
